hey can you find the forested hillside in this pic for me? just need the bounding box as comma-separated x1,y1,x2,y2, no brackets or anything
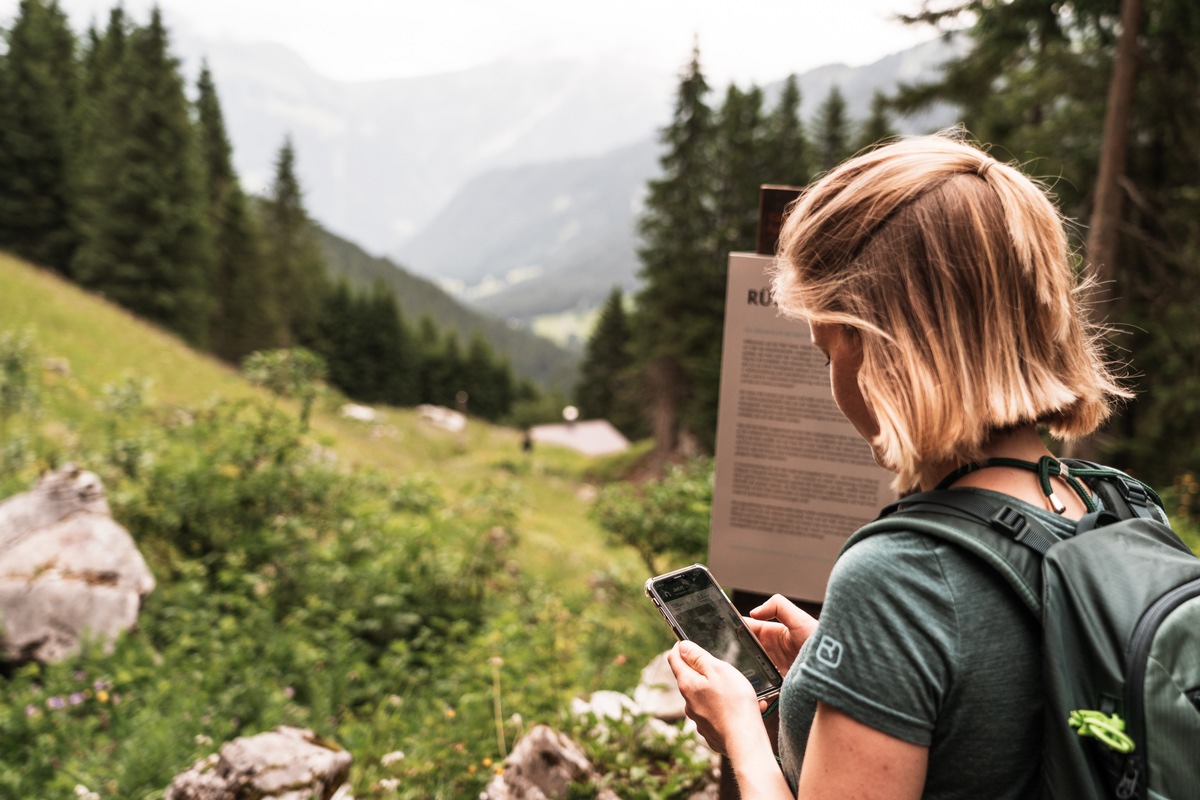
0,1,576,425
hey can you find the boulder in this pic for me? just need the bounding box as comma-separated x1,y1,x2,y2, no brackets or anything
632,651,687,721
479,725,593,800
0,465,155,663
165,726,352,800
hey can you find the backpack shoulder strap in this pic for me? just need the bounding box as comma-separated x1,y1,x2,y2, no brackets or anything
1061,459,1166,521
843,489,1052,616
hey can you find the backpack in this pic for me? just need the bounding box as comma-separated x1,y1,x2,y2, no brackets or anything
842,461,1200,800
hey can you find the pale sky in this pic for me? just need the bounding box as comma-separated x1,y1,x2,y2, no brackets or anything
2,0,940,86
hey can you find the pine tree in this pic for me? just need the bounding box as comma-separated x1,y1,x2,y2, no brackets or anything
461,332,513,421
195,61,284,361
632,45,719,454
855,90,897,152
71,7,214,346
712,83,768,257
812,85,852,174
260,137,328,348
0,0,79,271
763,74,810,186
575,287,641,436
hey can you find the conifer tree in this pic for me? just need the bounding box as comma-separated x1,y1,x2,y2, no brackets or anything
713,83,768,257
812,85,852,174
0,0,79,271
260,137,328,348
632,45,719,454
763,74,810,186
462,332,513,421
71,7,214,346
575,287,640,436
195,61,284,361
855,90,897,152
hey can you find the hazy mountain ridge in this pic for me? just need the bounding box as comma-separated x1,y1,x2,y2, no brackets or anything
315,226,580,391
177,31,675,255
396,37,963,327
394,138,659,322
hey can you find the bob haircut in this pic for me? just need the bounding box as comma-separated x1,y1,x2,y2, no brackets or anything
771,134,1130,490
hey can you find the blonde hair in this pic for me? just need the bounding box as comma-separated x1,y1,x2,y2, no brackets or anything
771,134,1130,490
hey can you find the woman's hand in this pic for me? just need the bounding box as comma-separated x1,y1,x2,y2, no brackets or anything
745,594,818,675
667,640,766,756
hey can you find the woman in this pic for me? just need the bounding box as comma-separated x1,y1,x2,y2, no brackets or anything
667,134,1130,799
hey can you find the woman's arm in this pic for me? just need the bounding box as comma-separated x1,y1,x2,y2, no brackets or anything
669,642,928,800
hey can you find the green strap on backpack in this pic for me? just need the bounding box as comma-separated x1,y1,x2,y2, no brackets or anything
843,462,1200,800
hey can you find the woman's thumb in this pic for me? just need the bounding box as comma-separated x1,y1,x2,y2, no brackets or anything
677,639,710,669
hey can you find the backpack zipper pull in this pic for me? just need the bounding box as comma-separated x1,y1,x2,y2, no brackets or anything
1116,757,1139,799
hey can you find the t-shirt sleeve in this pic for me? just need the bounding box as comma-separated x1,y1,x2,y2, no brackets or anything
797,531,961,746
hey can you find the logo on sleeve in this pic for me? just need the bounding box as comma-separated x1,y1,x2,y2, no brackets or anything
815,635,844,669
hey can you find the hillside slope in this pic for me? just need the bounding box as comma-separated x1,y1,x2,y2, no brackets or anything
316,228,581,389
0,250,625,581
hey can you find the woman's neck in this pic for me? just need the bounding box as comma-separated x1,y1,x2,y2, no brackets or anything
919,426,1090,518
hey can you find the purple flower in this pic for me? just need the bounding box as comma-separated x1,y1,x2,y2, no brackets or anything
69,693,86,706
93,679,112,692
47,697,66,710
24,704,37,717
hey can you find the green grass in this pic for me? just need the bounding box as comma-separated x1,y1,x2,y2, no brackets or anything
1,253,687,799
0,253,659,597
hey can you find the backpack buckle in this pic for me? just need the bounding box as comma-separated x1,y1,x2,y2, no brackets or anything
990,506,1032,541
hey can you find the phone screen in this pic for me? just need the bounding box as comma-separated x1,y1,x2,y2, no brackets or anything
648,565,782,698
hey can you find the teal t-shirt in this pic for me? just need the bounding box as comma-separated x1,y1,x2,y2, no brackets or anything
776,490,1079,799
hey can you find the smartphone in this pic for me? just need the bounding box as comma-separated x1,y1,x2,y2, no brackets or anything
645,563,783,700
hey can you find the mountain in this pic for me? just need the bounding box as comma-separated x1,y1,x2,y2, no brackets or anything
393,37,964,330
175,32,675,256
393,138,659,324
315,227,580,392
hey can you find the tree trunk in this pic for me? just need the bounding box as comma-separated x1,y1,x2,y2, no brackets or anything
1068,0,1145,461
1086,0,1145,310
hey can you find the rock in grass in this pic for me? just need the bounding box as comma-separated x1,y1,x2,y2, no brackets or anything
0,465,155,664
166,726,352,800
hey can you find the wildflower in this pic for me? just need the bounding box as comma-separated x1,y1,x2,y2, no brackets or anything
482,758,493,768
47,696,66,710
73,785,99,800
283,686,295,699
489,656,503,667
93,679,112,692
69,692,86,705
468,765,477,774
378,778,400,791
381,751,405,766
614,653,628,666
195,734,214,747
24,704,38,717
445,708,456,719
96,690,110,704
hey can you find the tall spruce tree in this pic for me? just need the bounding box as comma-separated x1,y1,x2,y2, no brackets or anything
713,83,769,257
71,7,214,346
762,74,811,187
575,287,641,437
812,85,852,174
856,90,897,152
260,137,328,348
632,45,719,454
0,0,79,271
195,61,284,361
